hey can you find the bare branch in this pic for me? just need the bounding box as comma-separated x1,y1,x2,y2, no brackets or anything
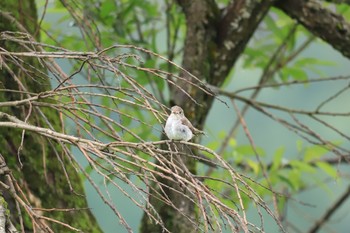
309,185,350,233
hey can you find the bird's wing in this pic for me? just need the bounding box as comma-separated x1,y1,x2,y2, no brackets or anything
181,118,205,135
181,118,195,132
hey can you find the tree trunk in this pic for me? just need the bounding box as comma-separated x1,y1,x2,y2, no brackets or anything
0,1,102,232
140,1,273,232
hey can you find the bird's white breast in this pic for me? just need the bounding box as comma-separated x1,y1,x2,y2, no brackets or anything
165,115,193,141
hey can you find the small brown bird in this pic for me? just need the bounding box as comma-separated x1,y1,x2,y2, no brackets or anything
164,106,204,141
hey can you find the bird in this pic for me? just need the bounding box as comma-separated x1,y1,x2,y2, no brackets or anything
164,105,204,141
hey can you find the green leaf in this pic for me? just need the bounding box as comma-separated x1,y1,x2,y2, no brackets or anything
264,14,286,43
271,147,285,171
336,4,350,21
304,145,329,162
289,160,316,173
229,138,237,147
278,173,298,190
232,151,243,164
218,130,227,139
207,141,219,151
316,161,338,179
277,195,287,214
281,67,308,81
85,164,94,175
296,140,303,152
294,57,336,67
236,145,265,157
100,1,116,19
273,8,295,27
247,159,259,175
243,46,270,69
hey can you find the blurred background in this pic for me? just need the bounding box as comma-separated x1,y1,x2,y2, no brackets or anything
3,0,348,232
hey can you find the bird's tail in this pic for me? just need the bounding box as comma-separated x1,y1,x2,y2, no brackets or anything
194,129,207,137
